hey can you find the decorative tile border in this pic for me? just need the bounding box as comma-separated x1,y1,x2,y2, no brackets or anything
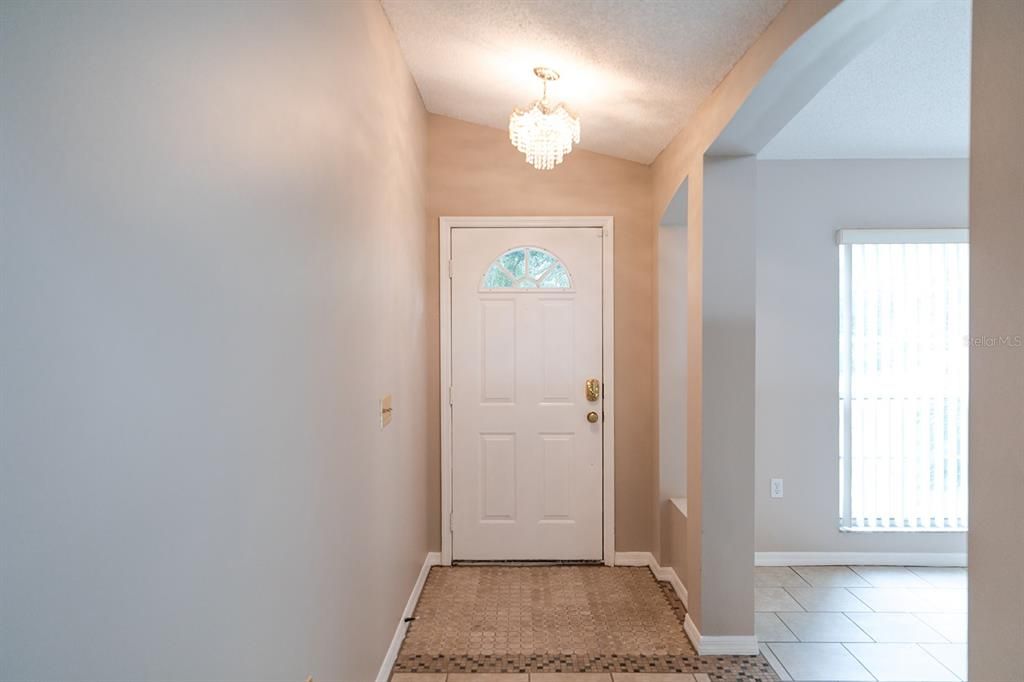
393,652,778,680
655,573,691,631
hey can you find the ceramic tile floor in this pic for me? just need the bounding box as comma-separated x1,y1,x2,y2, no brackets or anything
755,566,967,682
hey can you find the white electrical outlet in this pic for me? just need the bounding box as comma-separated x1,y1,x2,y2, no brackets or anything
770,478,784,498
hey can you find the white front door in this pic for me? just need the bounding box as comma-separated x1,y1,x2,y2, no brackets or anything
450,227,604,561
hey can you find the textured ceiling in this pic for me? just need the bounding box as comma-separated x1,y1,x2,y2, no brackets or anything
760,0,971,159
381,0,786,164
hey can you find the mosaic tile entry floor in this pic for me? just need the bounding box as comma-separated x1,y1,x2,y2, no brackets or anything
393,566,779,682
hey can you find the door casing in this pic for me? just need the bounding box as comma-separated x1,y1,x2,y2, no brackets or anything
439,216,615,566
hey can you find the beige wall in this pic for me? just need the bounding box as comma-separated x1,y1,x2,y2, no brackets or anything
0,2,430,680
657,215,687,564
968,0,1024,678
426,115,656,551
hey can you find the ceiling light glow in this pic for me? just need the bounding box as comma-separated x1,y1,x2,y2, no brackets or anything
508,67,581,170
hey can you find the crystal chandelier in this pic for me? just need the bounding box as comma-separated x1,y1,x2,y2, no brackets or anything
509,67,581,170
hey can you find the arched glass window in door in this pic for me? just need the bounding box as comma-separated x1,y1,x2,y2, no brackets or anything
480,246,573,290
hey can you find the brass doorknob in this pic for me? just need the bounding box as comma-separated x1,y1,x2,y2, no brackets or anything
586,411,599,423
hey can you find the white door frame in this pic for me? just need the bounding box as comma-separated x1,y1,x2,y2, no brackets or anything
439,216,615,566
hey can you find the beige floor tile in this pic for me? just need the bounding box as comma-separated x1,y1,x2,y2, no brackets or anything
845,642,958,681
756,612,798,642
532,675,611,682
755,566,809,587
921,642,967,680
392,675,447,682
449,675,528,682
792,566,870,587
777,612,871,642
606,671,696,675
909,567,968,589
849,587,966,613
845,612,946,642
755,587,804,612
850,566,932,588
768,642,873,681
785,587,871,612
914,612,967,642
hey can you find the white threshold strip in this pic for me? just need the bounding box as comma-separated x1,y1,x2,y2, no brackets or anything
754,551,967,567
377,551,441,682
615,552,758,656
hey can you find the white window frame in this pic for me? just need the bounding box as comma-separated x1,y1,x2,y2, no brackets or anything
837,227,969,532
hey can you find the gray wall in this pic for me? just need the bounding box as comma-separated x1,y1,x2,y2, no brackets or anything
695,156,757,637
968,0,1024,677
0,2,430,680
755,159,969,556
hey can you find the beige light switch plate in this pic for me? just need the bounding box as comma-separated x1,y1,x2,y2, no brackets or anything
380,394,392,429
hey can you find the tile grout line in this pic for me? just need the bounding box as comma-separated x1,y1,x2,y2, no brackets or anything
845,640,968,682
917,641,968,682
789,566,813,589
848,565,890,588
780,585,874,613
761,642,795,681
838,610,877,643
791,565,868,589
839,641,881,682
779,613,800,642
909,611,955,643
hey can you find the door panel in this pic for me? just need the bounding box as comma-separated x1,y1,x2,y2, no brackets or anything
480,300,516,402
480,434,516,519
540,434,573,518
540,299,574,402
451,227,603,560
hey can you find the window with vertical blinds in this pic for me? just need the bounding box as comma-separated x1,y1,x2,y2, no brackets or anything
837,228,969,531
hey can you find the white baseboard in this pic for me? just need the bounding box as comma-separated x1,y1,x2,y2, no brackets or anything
755,551,967,567
614,552,688,610
613,551,653,566
376,551,441,682
684,614,759,656
656,565,689,611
